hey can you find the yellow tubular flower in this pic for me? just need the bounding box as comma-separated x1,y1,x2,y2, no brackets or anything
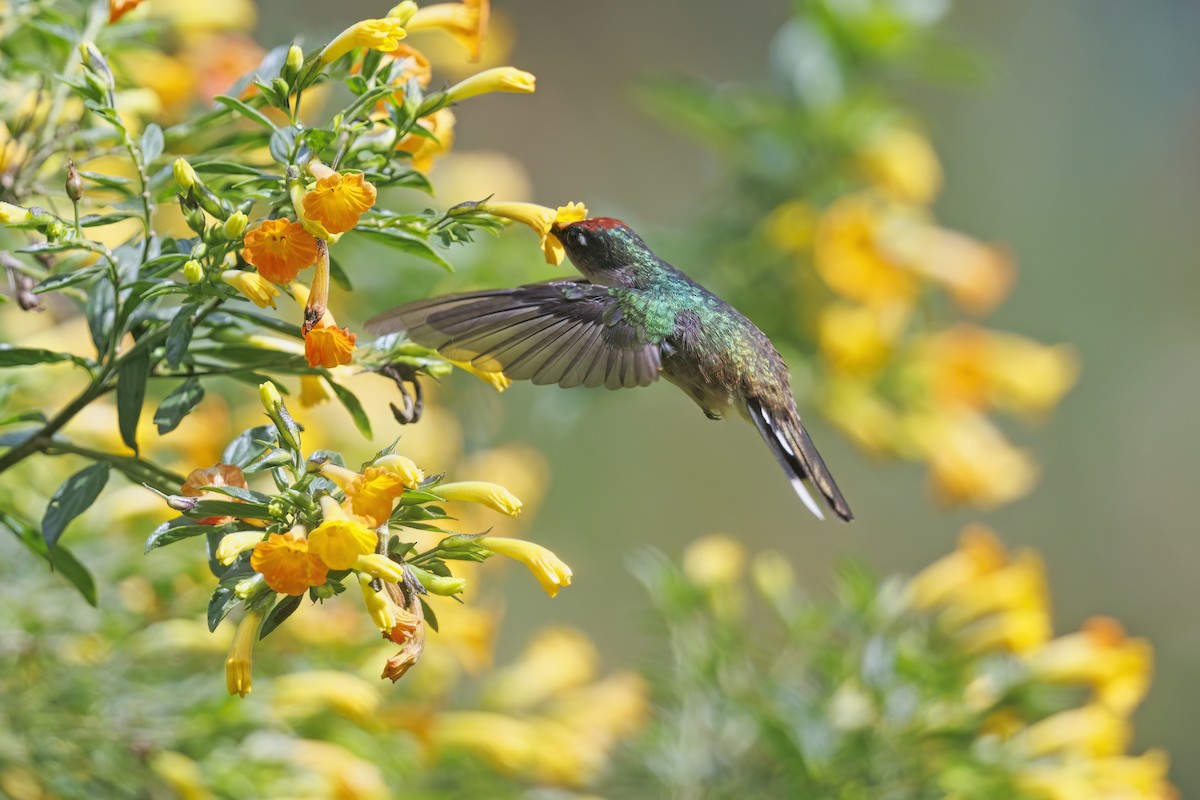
301,171,377,234
271,670,381,724
225,608,264,697
397,108,456,172
484,536,573,597
1017,750,1174,800
445,66,535,103
817,303,907,375
480,200,587,265
298,374,335,407
449,357,512,391
813,193,918,309
371,454,425,488
906,524,1008,611
354,553,406,583
1014,704,1131,759
221,270,280,308
0,201,33,225
956,606,1052,655
891,222,1015,315
307,497,378,570
482,627,598,712
215,530,264,566
906,410,1038,509
427,712,538,774
320,462,408,527
406,0,489,61
319,18,407,65
819,377,902,456
1026,616,1153,715
359,574,396,631
435,481,522,516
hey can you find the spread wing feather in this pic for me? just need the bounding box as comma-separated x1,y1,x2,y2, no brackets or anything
365,279,663,390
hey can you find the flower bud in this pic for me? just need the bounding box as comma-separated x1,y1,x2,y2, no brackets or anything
79,41,114,90
387,1,418,24
233,574,266,599
173,158,198,192
182,259,204,283
65,159,84,203
409,565,467,596
285,44,305,75
259,381,284,416
223,211,248,239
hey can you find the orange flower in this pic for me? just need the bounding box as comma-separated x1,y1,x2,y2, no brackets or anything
251,531,329,595
397,108,456,172
181,464,249,525
301,172,377,234
109,0,146,23
242,218,319,283
321,463,408,527
385,43,433,88
304,320,357,368
406,0,489,61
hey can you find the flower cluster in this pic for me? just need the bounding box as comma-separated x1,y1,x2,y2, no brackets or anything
149,382,571,695
646,3,1079,509
630,532,1176,799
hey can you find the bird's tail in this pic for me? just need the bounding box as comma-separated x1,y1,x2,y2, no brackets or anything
744,396,854,522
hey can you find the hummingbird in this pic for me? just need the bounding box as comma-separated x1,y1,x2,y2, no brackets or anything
366,217,853,521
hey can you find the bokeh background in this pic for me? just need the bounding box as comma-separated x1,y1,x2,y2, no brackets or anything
258,0,1200,790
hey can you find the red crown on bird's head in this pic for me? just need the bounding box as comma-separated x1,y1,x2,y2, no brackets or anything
555,216,626,233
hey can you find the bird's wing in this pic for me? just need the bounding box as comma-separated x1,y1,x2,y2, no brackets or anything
365,279,663,390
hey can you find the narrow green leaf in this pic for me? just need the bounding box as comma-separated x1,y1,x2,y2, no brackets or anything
420,597,439,632
2,511,98,606
35,265,104,293
117,350,151,453
86,279,115,355
198,485,275,504
194,161,266,176
354,228,453,271
213,95,276,130
328,379,371,437
221,424,278,467
78,211,141,227
187,499,275,520
42,462,110,548
145,518,234,553
153,377,205,434
259,594,302,640
164,304,197,368
0,347,88,368
140,123,164,162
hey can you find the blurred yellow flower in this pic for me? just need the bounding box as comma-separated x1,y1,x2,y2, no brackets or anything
1015,704,1130,759
906,524,1008,610
304,320,357,368
251,531,329,595
937,549,1048,631
298,374,336,407
302,170,377,234
445,66,535,102
483,627,598,711
435,481,522,516
320,18,407,65
272,670,381,724
179,33,264,103
397,108,456,172
1027,616,1153,715
242,218,319,283
957,605,1052,655
321,462,408,527
819,377,901,456
288,740,389,800
427,711,537,773
858,125,943,205
308,498,378,570
0,123,28,175
814,193,918,309
682,533,746,588
407,0,490,61
221,269,280,308
817,302,907,375
906,410,1038,508
116,51,196,120
484,536,573,597
893,222,1015,315
762,199,818,253
148,0,257,34
1017,749,1175,800
225,608,263,697
148,751,211,800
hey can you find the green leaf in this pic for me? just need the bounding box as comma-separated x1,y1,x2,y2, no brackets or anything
269,126,299,165
80,170,133,191
2,510,98,606
199,485,275,504
187,499,274,520
194,160,266,176
34,265,104,294
420,597,439,632
78,211,142,227
222,424,278,467
42,462,110,548
140,123,164,162
213,95,276,130
117,350,151,453
0,410,47,427
328,255,353,291
86,278,115,354
327,378,371,438
0,347,89,369
153,377,204,434
145,518,232,553
259,594,302,640
354,228,453,271
164,304,196,368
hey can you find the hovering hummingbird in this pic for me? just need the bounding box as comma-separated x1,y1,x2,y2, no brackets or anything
366,217,853,521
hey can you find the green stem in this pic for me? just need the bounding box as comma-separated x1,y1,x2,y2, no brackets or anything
41,440,187,492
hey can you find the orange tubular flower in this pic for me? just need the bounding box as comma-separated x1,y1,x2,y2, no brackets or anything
302,172,377,234
397,108,455,173
406,0,490,61
251,529,329,595
321,463,408,528
304,320,357,368
479,201,588,266
241,218,319,283
109,0,146,23
181,464,251,525
385,43,432,88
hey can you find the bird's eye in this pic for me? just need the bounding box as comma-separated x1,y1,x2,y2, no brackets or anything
568,228,589,249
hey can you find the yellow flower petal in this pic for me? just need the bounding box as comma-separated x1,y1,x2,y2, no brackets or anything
307,518,377,570
484,536,572,597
